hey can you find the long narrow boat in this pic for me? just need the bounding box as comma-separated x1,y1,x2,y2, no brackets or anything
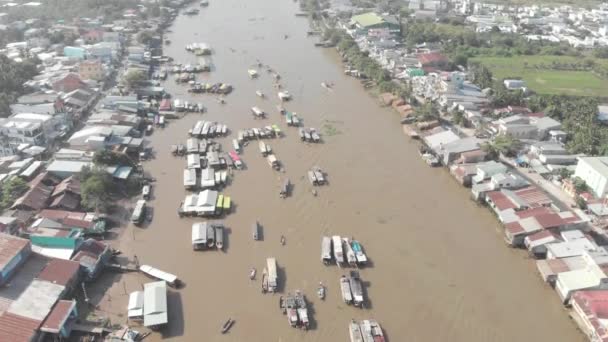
252,220,260,241
343,237,357,266
215,224,224,250
332,235,344,264
139,265,180,287
349,320,364,342
340,275,353,304
221,318,234,334
206,224,215,248
349,271,364,307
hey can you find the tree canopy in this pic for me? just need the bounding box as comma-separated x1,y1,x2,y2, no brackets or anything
0,55,40,117
0,177,29,210
123,70,147,90
79,166,113,212
93,150,135,167
482,134,522,159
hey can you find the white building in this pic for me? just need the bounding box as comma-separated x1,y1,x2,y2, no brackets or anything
555,252,608,304
574,157,608,198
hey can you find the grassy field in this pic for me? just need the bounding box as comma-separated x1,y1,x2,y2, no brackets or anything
470,56,608,97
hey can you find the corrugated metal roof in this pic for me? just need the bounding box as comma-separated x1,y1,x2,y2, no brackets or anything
36,259,79,286
0,312,40,342
8,279,64,321
40,300,75,333
143,281,167,327
0,233,30,270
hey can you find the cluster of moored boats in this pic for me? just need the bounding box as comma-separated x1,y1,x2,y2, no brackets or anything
189,120,230,138
170,63,211,74
191,222,224,251
188,82,232,94
298,127,321,143
185,42,212,55
160,98,205,113
237,125,282,143
321,236,368,267
340,271,365,307
280,291,310,330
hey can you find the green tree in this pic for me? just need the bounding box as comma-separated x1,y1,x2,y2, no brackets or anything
93,150,134,167
482,134,522,159
0,177,29,209
555,168,573,181
572,177,589,194
80,167,113,212
452,110,465,126
123,70,147,90
414,103,439,121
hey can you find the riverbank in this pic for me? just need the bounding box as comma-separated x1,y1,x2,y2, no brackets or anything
93,0,584,340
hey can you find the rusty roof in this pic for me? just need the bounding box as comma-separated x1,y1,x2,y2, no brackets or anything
51,176,80,198
40,300,75,334
36,259,79,286
0,312,40,342
10,182,53,211
0,233,30,270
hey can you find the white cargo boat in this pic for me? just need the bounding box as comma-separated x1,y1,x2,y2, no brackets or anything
340,275,353,304
332,235,344,264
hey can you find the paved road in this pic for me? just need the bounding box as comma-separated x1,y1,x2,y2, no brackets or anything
500,155,575,211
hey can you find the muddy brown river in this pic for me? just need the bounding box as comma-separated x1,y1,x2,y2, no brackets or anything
94,0,585,341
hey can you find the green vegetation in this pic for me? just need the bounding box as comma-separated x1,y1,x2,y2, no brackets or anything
0,177,29,210
470,56,608,97
482,134,522,159
93,150,135,167
123,70,147,90
79,166,113,212
333,32,412,102
414,103,439,121
526,95,608,155
0,56,40,118
7,0,140,22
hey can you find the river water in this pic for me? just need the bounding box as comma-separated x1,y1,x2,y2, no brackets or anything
97,0,585,341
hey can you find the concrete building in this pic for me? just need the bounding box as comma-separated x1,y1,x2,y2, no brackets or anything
555,253,608,304
574,157,608,198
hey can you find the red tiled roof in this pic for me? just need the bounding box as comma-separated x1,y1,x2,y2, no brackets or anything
572,291,608,341
514,186,552,207
0,233,30,270
0,312,40,342
505,221,524,235
37,259,80,286
526,229,557,242
535,213,569,229
40,300,75,334
515,207,554,219
486,191,517,211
